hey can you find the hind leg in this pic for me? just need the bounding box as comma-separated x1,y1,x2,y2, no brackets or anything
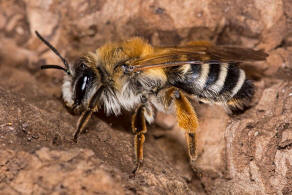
171,89,199,161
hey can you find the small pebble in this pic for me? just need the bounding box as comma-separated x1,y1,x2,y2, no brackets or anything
22,123,29,128
32,135,39,139
8,126,14,131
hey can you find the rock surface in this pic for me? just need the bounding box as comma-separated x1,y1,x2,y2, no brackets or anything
0,0,292,194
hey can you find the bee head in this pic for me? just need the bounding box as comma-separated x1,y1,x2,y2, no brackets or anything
64,57,100,113
35,31,100,113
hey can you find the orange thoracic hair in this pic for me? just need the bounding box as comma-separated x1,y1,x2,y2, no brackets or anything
85,37,167,91
96,37,154,69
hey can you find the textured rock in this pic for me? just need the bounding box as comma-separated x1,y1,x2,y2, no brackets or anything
0,148,125,194
0,0,291,194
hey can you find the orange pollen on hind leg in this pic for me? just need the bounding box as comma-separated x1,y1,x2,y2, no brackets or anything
175,92,198,132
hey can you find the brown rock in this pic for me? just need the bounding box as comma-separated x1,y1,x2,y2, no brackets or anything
266,48,291,76
155,112,177,129
0,0,291,194
0,148,125,194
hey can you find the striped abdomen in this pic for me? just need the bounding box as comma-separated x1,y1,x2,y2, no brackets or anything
167,62,254,113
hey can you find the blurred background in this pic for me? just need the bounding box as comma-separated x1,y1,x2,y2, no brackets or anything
0,0,292,194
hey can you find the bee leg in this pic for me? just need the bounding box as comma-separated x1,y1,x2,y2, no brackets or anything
173,90,199,161
73,87,102,142
73,110,93,142
131,105,147,174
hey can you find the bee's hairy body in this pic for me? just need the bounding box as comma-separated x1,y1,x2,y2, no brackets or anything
63,38,167,122
36,32,267,173
63,38,253,120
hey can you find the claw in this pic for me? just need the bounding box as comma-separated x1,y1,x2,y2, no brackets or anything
132,161,143,174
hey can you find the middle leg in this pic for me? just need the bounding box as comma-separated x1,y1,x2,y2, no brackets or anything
131,105,148,173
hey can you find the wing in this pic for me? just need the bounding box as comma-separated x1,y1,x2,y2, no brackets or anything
126,43,268,72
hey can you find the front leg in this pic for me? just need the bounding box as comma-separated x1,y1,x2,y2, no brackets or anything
131,105,148,174
73,110,94,142
73,87,103,142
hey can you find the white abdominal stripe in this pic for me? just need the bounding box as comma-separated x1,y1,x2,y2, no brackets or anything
172,62,252,104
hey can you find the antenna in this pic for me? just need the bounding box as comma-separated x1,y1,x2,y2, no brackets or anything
35,31,71,75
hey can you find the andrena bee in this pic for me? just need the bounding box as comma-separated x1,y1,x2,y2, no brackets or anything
35,31,267,173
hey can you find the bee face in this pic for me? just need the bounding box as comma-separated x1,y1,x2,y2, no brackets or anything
62,58,99,113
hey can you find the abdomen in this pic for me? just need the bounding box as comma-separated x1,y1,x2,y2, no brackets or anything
167,62,254,114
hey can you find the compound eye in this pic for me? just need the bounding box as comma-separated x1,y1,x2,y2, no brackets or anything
74,75,89,106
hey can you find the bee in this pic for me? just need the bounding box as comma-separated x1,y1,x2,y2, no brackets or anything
35,31,267,173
